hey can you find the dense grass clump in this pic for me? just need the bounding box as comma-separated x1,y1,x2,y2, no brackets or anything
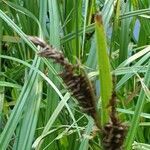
0,0,150,150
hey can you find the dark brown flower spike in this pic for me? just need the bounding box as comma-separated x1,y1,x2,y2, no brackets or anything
102,76,126,150
28,36,47,48
29,36,127,150
28,36,99,126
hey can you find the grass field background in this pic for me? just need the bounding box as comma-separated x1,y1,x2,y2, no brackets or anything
0,0,150,150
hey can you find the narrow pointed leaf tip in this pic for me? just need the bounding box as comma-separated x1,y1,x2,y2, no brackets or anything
95,13,103,25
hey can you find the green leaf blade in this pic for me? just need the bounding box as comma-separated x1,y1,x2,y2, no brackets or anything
95,14,112,126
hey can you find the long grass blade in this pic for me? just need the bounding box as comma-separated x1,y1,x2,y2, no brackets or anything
95,14,112,126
